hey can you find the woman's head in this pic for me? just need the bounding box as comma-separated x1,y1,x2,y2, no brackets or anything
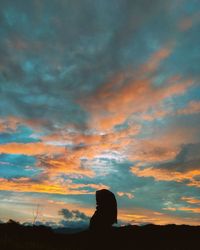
95,189,117,223
96,189,116,206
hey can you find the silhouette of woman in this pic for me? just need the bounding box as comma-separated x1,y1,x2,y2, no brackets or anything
89,189,117,231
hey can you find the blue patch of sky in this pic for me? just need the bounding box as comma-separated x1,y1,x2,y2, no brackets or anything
163,31,200,78
0,125,41,144
22,61,35,73
164,85,200,111
3,7,27,27
118,11,177,73
135,118,169,139
71,160,133,187
121,179,196,212
170,113,200,131
0,153,40,179
180,0,200,15
25,191,89,205
153,74,170,87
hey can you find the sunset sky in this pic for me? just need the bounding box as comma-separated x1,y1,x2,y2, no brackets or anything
0,0,200,227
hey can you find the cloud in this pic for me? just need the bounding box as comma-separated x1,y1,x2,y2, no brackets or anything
0,117,46,133
131,143,200,187
131,164,200,184
177,101,200,115
178,207,200,214
36,122,141,178
0,0,173,132
181,196,200,205
138,99,200,122
117,192,134,199
0,0,200,226
83,47,195,131
178,11,200,32
120,207,200,225
59,208,90,228
179,17,193,31
164,203,200,215
37,155,95,178
0,177,109,195
0,142,66,156
59,208,89,221
128,141,180,163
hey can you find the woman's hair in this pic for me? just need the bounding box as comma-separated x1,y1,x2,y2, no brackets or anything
96,189,117,223
89,189,117,230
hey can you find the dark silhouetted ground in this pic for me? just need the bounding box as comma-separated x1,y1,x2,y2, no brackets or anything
0,220,199,250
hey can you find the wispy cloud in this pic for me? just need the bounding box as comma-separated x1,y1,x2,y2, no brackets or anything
0,177,108,195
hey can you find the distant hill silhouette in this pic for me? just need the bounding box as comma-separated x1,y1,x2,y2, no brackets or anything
0,221,199,250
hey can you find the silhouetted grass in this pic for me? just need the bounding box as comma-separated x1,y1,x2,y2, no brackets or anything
0,221,199,250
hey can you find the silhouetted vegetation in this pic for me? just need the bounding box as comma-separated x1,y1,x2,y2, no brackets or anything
0,220,199,250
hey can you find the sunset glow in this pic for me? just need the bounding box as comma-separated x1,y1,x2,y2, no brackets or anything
0,0,200,227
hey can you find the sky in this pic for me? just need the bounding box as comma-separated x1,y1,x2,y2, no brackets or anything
0,0,200,227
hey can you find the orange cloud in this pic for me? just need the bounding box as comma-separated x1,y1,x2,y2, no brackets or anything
165,205,200,214
38,123,141,178
41,122,140,150
131,125,199,166
39,155,95,177
177,101,200,115
181,197,200,205
163,207,177,212
0,142,66,156
0,117,22,132
178,207,200,214
131,165,200,187
117,192,134,199
139,100,200,121
0,177,109,195
35,94,198,181
1,97,197,185
139,108,171,121
82,46,194,132
155,126,199,146
178,11,200,31
81,46,173,131
0,116,46,133
179,17,193,31
1,120,141,180
120,207,200,225
125,115,199,167
128,140,180,163
140,46,172,74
